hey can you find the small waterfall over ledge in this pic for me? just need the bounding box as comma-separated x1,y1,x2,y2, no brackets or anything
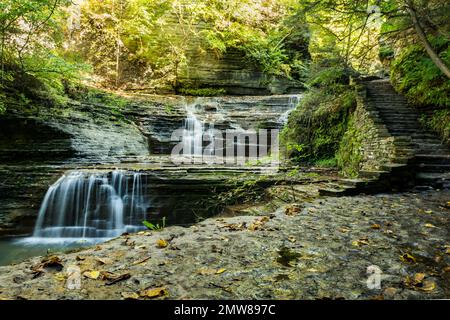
179,95,301,159
29,170,148,242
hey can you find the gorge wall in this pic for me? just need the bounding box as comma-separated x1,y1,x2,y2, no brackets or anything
0,94,298,236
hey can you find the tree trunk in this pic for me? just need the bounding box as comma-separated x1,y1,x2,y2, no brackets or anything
406,2,450,79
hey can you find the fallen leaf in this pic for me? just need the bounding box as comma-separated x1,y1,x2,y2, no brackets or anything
424,223,437,228
371,224,381,230
100,271,131,285
220,222,246,231
31,256,63,277
404,273,436,292
198,268,217,275
414,273,426,283
132,256,151,266
216,268,226,274
83,270,101,280
383,287,397,297
420,280,436,292
121,292,140,300
248,216,269,231
139,287,168,299
285,205,301,216
95,257,113,265
288,236,296,243
352,237,369,247
156,239,168,248
400,253,417,264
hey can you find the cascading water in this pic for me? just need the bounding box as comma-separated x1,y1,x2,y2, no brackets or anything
30,170,148,242
179,95,301,160
182,102,205,157
277,95,301,125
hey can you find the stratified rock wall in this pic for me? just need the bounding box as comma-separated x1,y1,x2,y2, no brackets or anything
179,49,302,95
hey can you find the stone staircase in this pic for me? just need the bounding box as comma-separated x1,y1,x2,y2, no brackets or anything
366,79,450,188
320,79,450,196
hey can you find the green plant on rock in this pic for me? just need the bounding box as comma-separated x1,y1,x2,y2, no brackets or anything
336,115,363,177
142,217,166,231
281,63,357,165
391,35,450,107
419,109,450,142
179,87,226,96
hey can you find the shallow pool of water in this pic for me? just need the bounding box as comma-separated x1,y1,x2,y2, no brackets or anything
0,237,104,266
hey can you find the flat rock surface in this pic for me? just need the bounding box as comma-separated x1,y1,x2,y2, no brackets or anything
0,190,449,300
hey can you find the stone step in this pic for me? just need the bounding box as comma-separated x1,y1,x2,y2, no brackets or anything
376,109,417,114
385,127,424,132
358,170,389,179
416,164,450,173
416,143,450,150
412,135,445,141
372,103,414,108
415,154,450,165
369,98,405,103
377,112,418,117
382,120,420,124
416,172,450,189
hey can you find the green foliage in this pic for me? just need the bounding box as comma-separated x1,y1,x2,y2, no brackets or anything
281,63,357,163
391,36,450,107
336,115,363,177
142,217,166,231
0,0,88,107
179,87,226,96
419,109,450,142
0,100,5,115
314,157,337,168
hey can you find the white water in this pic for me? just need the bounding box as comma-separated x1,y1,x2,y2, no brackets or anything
180,95,301,159
277,95,301,125
24,170,148,243
182,102,205,157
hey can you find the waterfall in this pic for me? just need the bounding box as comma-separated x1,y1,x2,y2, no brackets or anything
30,170,148,241
182,101,205,157
277,95,300,125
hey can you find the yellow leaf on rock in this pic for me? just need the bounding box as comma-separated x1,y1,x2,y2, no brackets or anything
414,273,426,283
400,253,416,264
83,270,100,280
352,238,369,247
420,280,436,292
157,239,168,248
54,273,66,281
139,287,168,299
216,268,226,274
121,292,140,300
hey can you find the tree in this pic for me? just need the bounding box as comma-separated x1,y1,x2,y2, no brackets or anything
404,0,450,78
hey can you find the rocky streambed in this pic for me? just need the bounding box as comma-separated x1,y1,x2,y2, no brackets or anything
0,187,448,300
